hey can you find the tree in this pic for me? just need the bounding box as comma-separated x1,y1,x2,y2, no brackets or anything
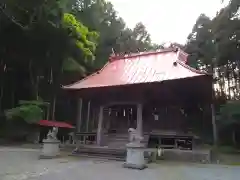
0,0,98,122
0,0,159,136
185,0,240,145
217,101,240,146
70,0,159,69
185,14,215,72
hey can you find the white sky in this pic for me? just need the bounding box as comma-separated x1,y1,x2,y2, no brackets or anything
108,0,228,44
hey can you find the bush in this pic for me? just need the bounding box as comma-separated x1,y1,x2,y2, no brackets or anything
5,100,49,124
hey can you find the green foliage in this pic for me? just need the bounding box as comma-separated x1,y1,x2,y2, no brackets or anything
0,0,99,102
62,58,87,74
213,145,240,154
5,100,45,124
185,14,215,71
71,0,159,69
0,0,161,130
63,13,98,55
185,1,240,99
0,0,160,129
217,101,240,127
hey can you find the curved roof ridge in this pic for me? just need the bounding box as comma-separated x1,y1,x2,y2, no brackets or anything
109,47,178,62
177,60,211,75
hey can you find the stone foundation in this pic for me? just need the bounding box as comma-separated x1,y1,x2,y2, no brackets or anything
123,163,147,170
158,149,211,163
39,139,60,159
123,142,147,170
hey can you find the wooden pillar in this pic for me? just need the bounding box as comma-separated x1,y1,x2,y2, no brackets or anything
77,99,83,133
86,101,91,132
136,103,143,136
211,103,218,145
97,106,104,145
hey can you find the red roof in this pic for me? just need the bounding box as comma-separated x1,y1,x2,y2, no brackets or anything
63,48,208,90
38,120,74,129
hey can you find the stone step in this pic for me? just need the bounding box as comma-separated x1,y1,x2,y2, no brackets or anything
70,153,125,161
71,150,152,163
107,143,127,149
72,146,126,161
107,139,129,143
107,138,129,147
108,135,129,139
107,139,128,142
75,146,125,154
108,140,127,142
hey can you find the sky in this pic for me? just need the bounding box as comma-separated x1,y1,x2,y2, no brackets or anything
108,0,229,45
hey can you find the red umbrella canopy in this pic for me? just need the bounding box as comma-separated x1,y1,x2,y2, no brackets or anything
38,120,75,129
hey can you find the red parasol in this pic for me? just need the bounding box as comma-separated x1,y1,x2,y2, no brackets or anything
38,120,75,129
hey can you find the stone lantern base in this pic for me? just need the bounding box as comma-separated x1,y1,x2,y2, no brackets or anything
123,142,147,170
39,138,60,159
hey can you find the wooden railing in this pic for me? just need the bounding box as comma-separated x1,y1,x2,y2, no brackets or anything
75,132,97,145
149,131,199,150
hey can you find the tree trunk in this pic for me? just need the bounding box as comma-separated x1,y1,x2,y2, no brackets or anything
237,60,240,98
0,86,3,109
36,76,39,100
0,59,5,111
211,103,218,145
217,67,224,97
29,60,39,99
51,95,56,121
226,63,231,99
231,63,237,98
232,129,236,146
46,104,50,120
11,89,14,108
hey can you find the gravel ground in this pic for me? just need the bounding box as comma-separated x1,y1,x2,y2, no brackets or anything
0,147,240,180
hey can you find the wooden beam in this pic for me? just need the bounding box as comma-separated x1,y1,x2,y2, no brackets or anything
86,101,91,132
77,99,83,133
137,103,143,136
103,101,140,108
97,106,104,145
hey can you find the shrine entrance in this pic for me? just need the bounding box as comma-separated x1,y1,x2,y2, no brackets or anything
104,104,137,134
